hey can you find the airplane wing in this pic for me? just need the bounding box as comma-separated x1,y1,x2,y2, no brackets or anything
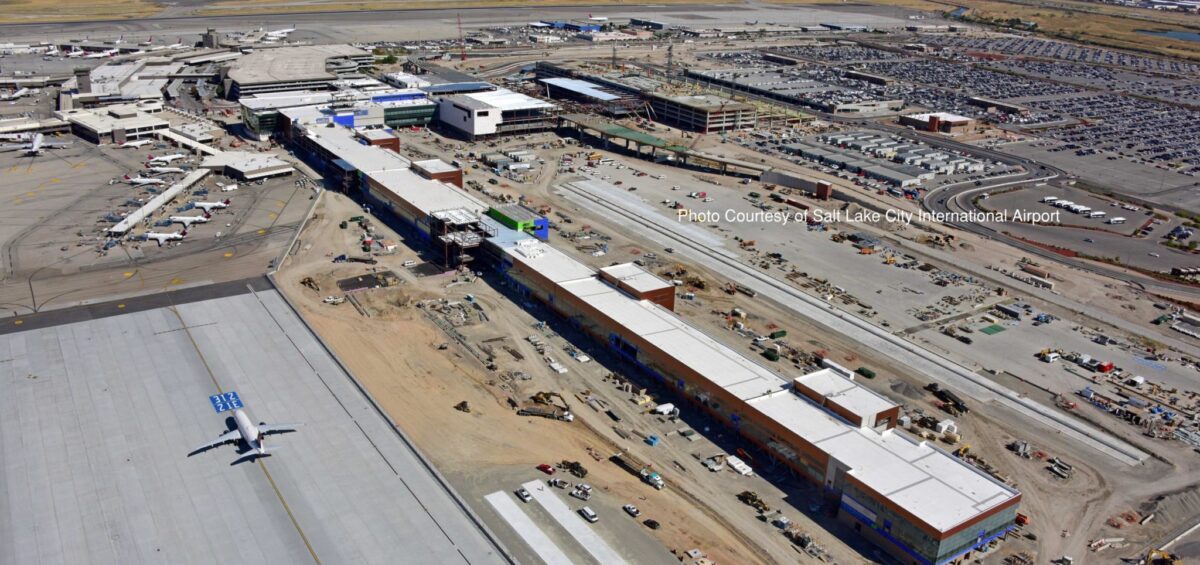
258,423,301,436
188,429,241,456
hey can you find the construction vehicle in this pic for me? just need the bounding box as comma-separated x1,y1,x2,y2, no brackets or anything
322,295,346,305
517,403,574,422
454,401,471,413
300,277,320,292
558,460,588,478
737,490,770,512
1145,549,1182,565
518,391,574,421
611,450,665,489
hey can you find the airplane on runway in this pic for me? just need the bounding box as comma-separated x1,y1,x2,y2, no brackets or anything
140,230,186,245
119,139,152,149
188,408,299,461
147,153,186,165
147,166,184,175
0,133,71,155
124,174,167,186
169,215,209,227
194,199,230,212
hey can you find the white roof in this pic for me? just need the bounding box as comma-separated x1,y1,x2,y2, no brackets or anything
906,111,973,124
748,391,1016,532
599,263,673,294
491,227,1018,533
796,369,896,420
456,88,556,112
539,78,620,102
301,126,411,173
498,239,600,283
414,159,458,174
369,169,486,217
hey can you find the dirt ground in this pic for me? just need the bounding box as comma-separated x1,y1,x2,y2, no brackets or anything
276,192,817,564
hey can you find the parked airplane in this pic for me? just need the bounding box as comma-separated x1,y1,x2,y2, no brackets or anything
0,133,71,155
147,166,184,175
194,199,230,212
188,408,299,461
140,230,185,246
266,27,296,39
119,139,152,149
83,48,118,59
147,153,185,165
65,48,84,58
0,88,30,101
169,215,210,227
124,174,167,186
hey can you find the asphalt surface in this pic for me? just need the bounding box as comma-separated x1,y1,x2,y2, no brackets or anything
0,276,272,336
0,287,512,564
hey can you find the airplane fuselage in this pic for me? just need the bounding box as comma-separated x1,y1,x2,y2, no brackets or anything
233,409,266,454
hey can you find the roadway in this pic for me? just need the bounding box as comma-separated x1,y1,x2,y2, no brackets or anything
557,178,1150,466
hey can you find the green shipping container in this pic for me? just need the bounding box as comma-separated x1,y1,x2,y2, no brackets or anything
769,330,788,339
855,367,876,379
762,350,781,362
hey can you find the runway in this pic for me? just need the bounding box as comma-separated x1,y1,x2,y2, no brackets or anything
0,286,511,564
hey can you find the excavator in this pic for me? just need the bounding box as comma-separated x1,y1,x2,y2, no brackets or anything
1144,549,1181,565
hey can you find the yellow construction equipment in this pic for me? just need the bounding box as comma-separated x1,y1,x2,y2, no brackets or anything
1145,549,1181,565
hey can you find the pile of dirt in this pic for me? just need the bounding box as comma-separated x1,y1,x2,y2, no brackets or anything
1140,484,1200,526
889,378,923,400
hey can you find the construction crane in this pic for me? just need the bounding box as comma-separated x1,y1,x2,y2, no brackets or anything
457,13,467,62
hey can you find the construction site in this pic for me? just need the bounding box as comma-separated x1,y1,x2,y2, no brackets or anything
1,5,1199,565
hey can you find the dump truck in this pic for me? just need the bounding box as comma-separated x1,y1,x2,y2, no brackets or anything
517,403,574,422
611,451,665,489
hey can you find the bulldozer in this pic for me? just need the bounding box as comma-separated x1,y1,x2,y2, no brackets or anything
300,277,320,293
454,401,471,413
1145,549,1182,565
558,460,588,478
737,490,771,512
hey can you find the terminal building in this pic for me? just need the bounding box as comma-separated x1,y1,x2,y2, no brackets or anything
899,112,976,134
222,45,375,99
436,88,558,140
278,112,1022,564
483,222,1020,565
240,86,437,139
647,93,756,133
537,77,641,116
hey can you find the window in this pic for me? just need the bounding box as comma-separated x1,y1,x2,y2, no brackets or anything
477,110,490,117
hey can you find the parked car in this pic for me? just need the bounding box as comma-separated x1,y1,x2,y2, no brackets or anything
643,519,661,530
579,507,599,523
623,504,641,517
537,463,555,475
515,488,532,503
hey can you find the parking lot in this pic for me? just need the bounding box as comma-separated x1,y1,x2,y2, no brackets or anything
983,59,1200,106
1024,93,1200,175
925,35,1200,75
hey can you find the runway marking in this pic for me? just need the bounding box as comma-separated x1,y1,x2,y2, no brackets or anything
12,320,22,326
169,277,184,285
168,306,321,565
117,304,125,309
257,229,266,235
223,251,234,258
123,271,134,278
